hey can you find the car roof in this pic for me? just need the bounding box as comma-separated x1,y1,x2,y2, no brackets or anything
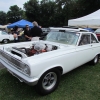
49,27,89,32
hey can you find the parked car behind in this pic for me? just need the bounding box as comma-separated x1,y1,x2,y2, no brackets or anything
0,30,14,43
94,28,100,41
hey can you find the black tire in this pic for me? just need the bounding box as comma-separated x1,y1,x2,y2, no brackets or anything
35,68,61,95
3,39,9,43
90,55,99,65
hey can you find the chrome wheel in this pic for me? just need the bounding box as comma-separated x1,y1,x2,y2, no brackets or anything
35,68,61,95
42,72,57,90
3,39,8,43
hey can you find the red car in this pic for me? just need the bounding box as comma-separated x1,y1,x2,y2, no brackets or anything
94,29,100,41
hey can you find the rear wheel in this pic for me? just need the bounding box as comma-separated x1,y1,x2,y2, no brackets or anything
90,55,99,65
35,68,61,95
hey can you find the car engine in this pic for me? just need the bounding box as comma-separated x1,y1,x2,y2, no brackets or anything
11,42,58,57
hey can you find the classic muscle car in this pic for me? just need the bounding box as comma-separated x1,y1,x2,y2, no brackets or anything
0,28,100,95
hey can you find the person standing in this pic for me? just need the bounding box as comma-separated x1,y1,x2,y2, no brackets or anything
30,21,43,41
24,25,32,41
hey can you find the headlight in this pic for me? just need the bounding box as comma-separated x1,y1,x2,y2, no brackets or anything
22,65,30,75
20,63,30,75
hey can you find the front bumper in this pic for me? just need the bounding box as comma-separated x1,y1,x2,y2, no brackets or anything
0,58,38,86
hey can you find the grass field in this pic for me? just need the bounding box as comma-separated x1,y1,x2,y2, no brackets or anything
0,63,100,100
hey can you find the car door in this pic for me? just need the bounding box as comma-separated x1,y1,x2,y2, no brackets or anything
90,34,100,57
1,31,9,41
1,31,14,41
59,33,93,74
75,33,93,66
63,33,100,73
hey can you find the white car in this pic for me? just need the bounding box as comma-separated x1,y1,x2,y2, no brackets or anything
0,28,100,95
0,30,14,43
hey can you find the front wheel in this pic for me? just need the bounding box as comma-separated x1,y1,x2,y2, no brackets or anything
35,68,61,95
2,39,9,43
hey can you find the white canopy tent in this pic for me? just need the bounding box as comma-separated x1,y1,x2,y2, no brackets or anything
0,25,11,33
0,25,8,29
68,9,100,28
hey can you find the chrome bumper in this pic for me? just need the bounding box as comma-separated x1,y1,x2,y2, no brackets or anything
0,58,38,86
7,69,38,86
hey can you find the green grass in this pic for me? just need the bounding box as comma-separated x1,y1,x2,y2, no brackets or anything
0,63,100,100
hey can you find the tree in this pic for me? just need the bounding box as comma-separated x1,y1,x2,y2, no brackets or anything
7,5,23,23
40,0,56,27
69,0,100,19
0,11,7,25
23,0,100,27
55,0,72,26
24,0,40,22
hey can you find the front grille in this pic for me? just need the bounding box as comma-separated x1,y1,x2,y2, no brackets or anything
0,50,22,69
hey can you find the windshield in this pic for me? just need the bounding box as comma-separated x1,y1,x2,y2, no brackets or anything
44,31,80,45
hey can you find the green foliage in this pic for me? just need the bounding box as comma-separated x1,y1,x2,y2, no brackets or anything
7,5,24,23
68,0,100,19
0,11,7,25
24,0,40,22
0,0,100,26
40,0,57,27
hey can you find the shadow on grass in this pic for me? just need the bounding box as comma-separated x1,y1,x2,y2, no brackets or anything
0,69,40,100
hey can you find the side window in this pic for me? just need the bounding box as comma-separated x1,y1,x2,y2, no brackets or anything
91,34,98,43
79,34,90,46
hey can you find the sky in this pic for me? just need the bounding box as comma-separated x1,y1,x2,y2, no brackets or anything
0,0,29,12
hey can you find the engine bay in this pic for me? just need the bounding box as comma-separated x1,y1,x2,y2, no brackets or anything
11,42,58,57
